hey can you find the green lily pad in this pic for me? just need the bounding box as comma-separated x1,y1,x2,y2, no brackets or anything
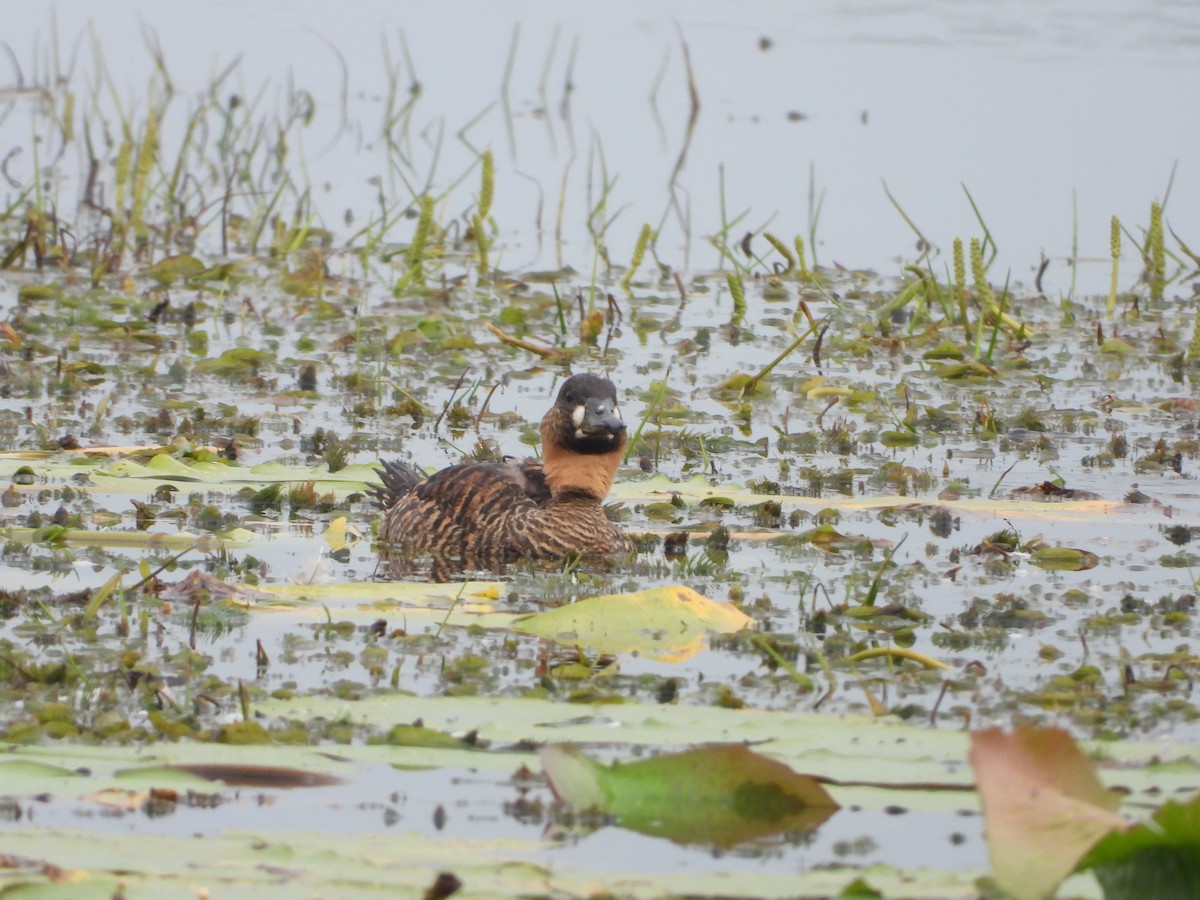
540,742,838,846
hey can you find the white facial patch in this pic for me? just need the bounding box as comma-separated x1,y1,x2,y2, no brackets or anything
613,405,622,422
572,405,586,427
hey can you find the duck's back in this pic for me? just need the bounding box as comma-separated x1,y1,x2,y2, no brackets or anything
377,460,629,569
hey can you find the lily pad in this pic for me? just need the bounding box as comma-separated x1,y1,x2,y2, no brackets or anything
540,742,838,846
969,726,1127,900
513,585,754,661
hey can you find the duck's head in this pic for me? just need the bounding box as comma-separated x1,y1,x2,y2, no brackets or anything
541,374,627,499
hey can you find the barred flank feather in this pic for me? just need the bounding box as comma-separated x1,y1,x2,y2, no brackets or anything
376,375,633,581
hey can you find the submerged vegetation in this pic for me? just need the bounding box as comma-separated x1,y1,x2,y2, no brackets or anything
0,22,1198,899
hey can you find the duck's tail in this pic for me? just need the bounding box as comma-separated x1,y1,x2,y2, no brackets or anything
369,459,426,509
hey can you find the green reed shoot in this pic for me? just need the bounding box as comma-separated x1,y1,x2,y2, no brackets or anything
763,232,794,274
1107,216,1121,319
882,180,932,264
624,368,671,463
113,136,131,239
552,282,567,336
750,634,810,687
57,88,75,146
743,315,824,394
478,149,494,222
727,272,747,328
1170,226,1200,270
902,266,931,329
970,237,991,358
712,164,752,275
129,108,160,244
1066,188,1078,306
474,150,494,275
921,259,953,322
984,271,1012,364
474,213,489,276
794,235,810,279
953,237,968,340
862,534,906,607
246,178,292,254
395,194,435,295
554,159,572,270
962,184,996,266
1148,200,1165,301
620,223,654,293
807,163,824,268
874,277,923,326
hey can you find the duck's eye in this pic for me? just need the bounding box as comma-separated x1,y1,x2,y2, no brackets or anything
571,405,586,427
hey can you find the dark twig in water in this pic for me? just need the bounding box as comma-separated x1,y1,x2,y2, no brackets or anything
189,594,201,650
673,271,688,302
606,292,623,322
816,397,839,429
929,680,950,726
987,460,1019,498
473,380,502,432
1034,254,1049,294
434,368,470,431
813,320,828,370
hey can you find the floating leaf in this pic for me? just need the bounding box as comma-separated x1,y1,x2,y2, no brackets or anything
540,743,838,846
802,524,866,552
144,253,205,285
17,283,62,302
879,430,919,448
323,515,348,551
923,339,966,361
1099,338,1136,356
177,764,341,787
514,585,753,662
970,727,1127,900
1079,794,1200,899
1030,546,1100,571
385,724,476,750
933,360,998,380
193,347,275,379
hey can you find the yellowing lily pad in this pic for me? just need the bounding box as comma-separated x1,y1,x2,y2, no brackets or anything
970,726,1127,900
513,585,754,661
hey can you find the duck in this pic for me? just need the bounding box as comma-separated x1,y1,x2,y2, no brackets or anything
374,373,634,579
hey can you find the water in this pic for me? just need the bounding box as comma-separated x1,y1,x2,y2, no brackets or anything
1,3,1198,894
8,0,1200,297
